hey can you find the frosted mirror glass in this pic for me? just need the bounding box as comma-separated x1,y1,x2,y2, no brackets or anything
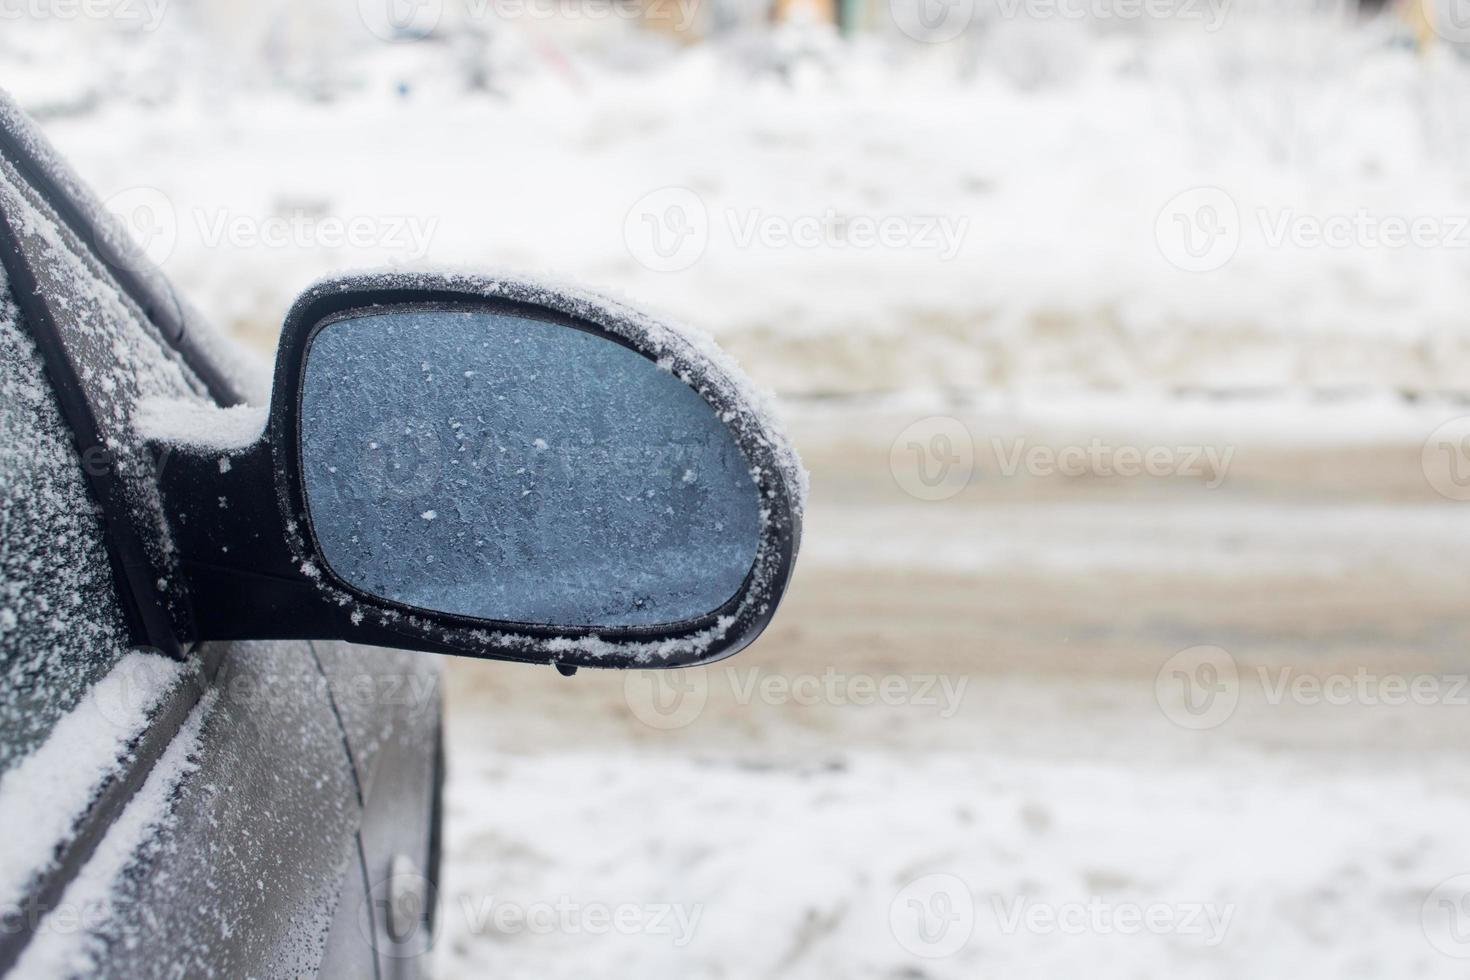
299,309,763,628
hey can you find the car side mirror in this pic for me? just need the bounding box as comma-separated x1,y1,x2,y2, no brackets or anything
152,273,804,669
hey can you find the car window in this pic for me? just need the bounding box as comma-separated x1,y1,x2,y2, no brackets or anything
0,148,365,977
0,144,215,637
0,245,131,773
0,139,204,947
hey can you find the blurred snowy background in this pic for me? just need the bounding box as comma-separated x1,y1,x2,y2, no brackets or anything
9,0,1470,976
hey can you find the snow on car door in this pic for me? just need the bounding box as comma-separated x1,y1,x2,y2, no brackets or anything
0,204,206,973
0,114,367,977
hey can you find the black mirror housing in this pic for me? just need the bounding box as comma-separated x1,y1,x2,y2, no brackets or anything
155,272,804,669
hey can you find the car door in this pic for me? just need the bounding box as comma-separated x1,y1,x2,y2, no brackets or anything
0,96,393,978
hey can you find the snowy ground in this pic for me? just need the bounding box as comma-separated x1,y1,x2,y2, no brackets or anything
437,403,1470,979
8,8,1470,978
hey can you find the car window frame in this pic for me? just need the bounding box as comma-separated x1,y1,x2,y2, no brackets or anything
0,100,438,979
0,111,241,974
0,233,231,972
0,102,242,408
0,158,185,657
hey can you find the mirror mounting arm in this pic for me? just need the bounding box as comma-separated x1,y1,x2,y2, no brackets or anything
153,436,317,644
154,437,479,658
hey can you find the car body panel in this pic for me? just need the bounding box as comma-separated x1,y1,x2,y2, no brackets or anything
12,642,361,978
0,88,442,978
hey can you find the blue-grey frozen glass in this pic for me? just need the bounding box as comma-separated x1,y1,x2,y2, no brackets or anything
299,309,763,628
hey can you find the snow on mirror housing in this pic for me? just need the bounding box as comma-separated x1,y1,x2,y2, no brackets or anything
157,273,803,670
